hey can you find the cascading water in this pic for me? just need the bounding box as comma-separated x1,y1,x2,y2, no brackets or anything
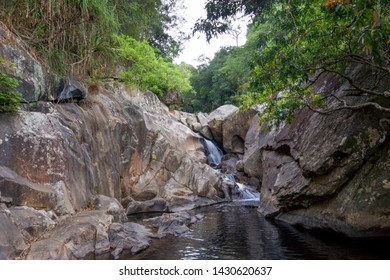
200,138,223,166
221,174,260,202
233,183,260,200
200,136,260,202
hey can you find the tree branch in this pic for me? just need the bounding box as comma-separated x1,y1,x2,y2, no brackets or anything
307,101,390,115
322,67,389,98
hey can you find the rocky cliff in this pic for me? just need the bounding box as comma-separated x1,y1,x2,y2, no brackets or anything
0,23,226,259
177,65,390,238
1,20,389,260
242,67,390,237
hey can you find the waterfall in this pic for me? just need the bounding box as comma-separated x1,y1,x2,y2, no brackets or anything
233,183,260,201
200,138,223,166
222,174,260,202
200,137,260,202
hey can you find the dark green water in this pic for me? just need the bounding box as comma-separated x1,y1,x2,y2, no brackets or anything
125,203,390,260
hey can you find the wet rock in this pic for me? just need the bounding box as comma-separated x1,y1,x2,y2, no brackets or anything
108,222,152,259
144,212,201,237
220,153,240,174
199,126,214,140
126,198,169,215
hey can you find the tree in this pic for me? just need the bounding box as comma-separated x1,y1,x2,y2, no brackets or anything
0,0,118,76
187,47,244,112
113,0,185,60
193,0,270,42
113,35,192,97
195,0,390,127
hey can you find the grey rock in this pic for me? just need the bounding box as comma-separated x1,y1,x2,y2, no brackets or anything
108,222,152,259
9,206,55,238
145,212,198,237
26,210,113,259
207,105,238,145
56,76,87,102
0,21,60,101
93,195,127,222
126,198,168,215
236,160,245,172
222,108,258,153
252,65,390,236
0,212,27,259
196,112,209,127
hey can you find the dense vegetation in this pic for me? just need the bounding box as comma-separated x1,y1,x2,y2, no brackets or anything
0,0,190,112
1,0,389,120
193,0,390,126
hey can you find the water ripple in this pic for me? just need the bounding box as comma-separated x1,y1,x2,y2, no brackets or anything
126,204,390,260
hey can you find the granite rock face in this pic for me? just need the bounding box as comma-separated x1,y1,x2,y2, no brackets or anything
0,23,225,258
243,67,390,237
23,195,152,260
0,83,222,216
207,105,238,146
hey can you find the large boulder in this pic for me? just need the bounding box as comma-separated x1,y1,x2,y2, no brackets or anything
243,115,263,178
24,195,148,260
0,84,222,217
207,105,238,146
144,211,204,238
108,222,152,259
222,108,258,153
249,66,390,237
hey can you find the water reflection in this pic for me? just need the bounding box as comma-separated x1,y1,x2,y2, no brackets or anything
126,204,390,260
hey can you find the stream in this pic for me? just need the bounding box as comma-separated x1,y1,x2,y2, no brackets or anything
125,203,390,260
122,138,390,260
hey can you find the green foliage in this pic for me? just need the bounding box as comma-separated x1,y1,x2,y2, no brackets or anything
195,0,390,126
194,0,270,42
1,0,118,75
0,58,24,113
182,46,251,113
114,34,192,96
112,0,184,60
233,0,390,127
187,48,234,112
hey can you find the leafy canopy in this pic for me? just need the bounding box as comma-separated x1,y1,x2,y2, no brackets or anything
114,35,192,97
237,0,390,126
195,0,390,127
185,47,250,113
